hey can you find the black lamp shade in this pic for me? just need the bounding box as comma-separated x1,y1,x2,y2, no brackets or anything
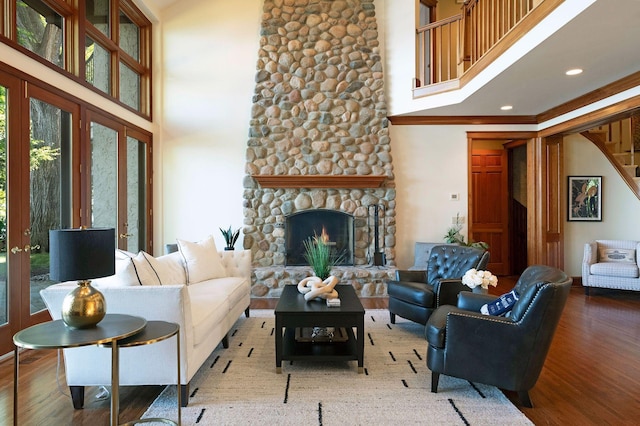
49,228,116,282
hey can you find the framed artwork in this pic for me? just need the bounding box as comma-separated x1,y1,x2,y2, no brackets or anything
568,176,602,221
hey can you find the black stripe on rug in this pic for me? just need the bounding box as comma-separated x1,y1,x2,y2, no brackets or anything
468,381,487,398
407,359,417,373
190,387,199,398
222,360,232,373
261,320,266,328
284,373,291,403
318,401,323,425
413,348,423,360
389,351,396,361
209,355,220,368
448,398,470,426
247,347,254,357
368,332,374,345
195,407,205,423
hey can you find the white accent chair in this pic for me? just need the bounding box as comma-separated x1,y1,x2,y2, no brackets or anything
582,239,640,295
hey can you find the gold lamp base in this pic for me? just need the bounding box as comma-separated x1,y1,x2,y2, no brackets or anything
61,280,106,329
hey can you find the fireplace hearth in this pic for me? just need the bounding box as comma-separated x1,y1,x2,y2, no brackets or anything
285,210,354,266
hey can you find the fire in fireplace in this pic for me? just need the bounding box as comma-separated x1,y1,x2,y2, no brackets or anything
285,210,354,266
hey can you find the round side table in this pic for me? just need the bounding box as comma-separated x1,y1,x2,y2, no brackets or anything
103,320,181,425
13,314,146,426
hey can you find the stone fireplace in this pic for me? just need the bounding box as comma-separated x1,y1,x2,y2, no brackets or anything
243,0,395,297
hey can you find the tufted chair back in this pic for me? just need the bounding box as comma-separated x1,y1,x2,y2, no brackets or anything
426,245,490,285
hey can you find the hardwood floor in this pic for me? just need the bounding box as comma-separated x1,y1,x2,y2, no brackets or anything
1,282,639,425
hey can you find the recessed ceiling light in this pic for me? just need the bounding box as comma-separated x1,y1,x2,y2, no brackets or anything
566,68,583,76
500,105,513,111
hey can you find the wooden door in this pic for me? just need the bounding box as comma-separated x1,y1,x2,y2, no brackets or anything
528,136,564,268
470,149,509,275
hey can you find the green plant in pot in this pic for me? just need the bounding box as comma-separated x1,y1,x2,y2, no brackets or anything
220,226,240,251
302,235,344,280
444,214,489,250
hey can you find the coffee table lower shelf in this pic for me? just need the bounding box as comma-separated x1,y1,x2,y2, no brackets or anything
278,327,361,373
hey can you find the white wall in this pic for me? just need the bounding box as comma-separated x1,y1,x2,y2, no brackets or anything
158,0,262,249
154,0,640,278
564,133,640,276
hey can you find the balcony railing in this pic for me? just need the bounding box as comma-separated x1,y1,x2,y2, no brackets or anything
415,0,561,96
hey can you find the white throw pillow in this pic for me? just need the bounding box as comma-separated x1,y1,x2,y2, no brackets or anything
92,250,139,287
143,251,187,285
131,251,162,286
177,235,227,284
599,248,635,263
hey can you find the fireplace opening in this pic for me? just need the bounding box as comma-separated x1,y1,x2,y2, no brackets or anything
285,210,354,266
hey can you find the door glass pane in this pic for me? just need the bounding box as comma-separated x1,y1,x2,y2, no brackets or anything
0,86,7,324
29,98,70,314
86,37,111,94
86,0,110,37
90,122,118,232
16,0,64,68
119,62,140,111
119,10,140,61
126,137,146,252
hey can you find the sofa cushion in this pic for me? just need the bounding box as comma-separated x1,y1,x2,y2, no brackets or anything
598,248,636,263
132,251,162,286
144,251,187,285
177,236,227,284
590,262,639,278
188,283,231,346
93,250,139,287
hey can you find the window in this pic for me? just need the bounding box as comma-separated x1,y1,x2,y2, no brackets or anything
1,0,151,116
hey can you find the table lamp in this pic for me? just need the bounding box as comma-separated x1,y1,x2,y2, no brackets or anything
49,228,115,329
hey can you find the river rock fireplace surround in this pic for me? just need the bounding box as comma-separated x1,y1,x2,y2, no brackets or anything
242,0,396,298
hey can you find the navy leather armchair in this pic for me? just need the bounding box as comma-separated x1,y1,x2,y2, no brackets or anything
387,245,489,325
425,264,572,407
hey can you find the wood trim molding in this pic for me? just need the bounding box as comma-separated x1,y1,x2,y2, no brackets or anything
388,115,537,125
537,71,640,124
539,94,640,137
252,175,386,188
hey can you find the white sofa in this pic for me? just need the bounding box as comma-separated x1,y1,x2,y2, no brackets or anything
40,237,251,408
582,239,640,294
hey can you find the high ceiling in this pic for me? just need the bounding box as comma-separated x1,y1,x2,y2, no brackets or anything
142,0,640,118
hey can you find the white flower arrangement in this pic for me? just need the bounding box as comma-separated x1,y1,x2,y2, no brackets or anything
462,268,498,289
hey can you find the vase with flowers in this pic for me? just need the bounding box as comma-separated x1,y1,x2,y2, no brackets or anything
462,268,498,293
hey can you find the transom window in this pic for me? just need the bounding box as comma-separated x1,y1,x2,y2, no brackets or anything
1,0,151,117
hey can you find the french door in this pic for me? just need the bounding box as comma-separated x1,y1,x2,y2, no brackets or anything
0,79,152,356
86,111,151,252
0,81,80,355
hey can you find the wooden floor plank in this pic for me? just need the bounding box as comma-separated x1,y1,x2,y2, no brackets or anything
1,281,639,425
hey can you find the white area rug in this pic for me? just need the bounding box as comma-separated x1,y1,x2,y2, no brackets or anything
142,310,532,425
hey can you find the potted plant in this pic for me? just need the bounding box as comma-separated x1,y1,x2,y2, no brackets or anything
303,236,338,280
444,214,489,250
219,226,240,250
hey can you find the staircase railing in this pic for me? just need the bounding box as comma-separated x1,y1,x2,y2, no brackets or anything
582,118,640,200
414,0,558,95
415,14,463,87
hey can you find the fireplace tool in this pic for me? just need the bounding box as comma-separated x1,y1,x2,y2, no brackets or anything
367,204,386,266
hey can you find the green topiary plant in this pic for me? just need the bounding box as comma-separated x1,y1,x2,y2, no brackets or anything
220,226,240,250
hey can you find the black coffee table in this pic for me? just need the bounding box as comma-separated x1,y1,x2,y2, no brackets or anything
274,284,365,373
